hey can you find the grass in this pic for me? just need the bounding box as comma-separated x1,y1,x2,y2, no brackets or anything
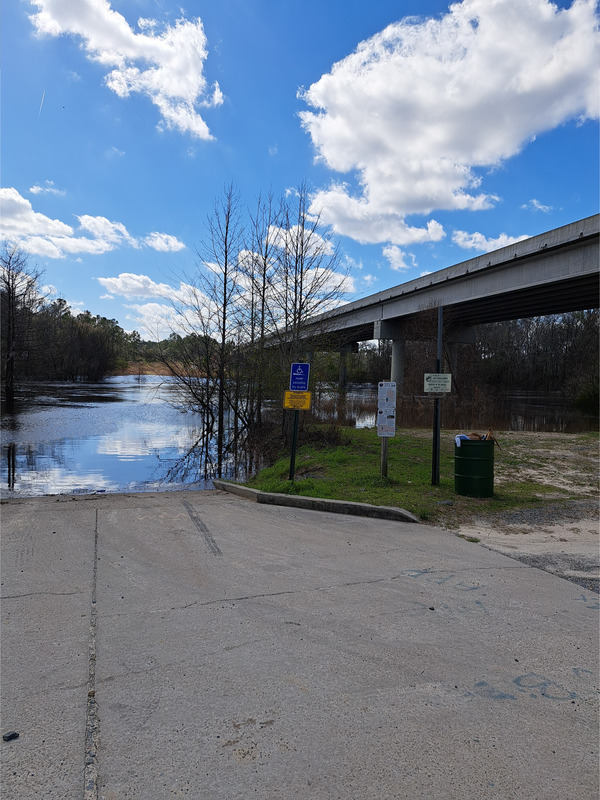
244,426,598,528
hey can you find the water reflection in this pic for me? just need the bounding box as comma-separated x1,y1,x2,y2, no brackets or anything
312,385,596,434
1,376,214,497
2,376,595,498
6,443,16,491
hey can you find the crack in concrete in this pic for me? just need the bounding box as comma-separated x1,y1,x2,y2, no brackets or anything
1,590,85,600
83,508,100,800
100,564,527,619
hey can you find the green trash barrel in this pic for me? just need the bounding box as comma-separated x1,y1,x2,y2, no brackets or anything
454,439,494,497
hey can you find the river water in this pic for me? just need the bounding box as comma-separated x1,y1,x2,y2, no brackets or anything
1,376,595,498
0,376,213,498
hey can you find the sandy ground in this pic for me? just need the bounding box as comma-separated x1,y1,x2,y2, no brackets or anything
458,507,599,591
454,431,599,592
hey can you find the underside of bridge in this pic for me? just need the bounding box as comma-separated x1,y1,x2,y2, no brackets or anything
299,215,600,392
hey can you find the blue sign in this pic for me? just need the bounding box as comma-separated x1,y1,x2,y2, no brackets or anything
290,362,310,392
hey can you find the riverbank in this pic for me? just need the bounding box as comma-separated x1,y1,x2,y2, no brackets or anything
110,361,176,376
246,428,598,524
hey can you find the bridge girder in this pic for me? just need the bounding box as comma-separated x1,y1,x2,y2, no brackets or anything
302,215,599,350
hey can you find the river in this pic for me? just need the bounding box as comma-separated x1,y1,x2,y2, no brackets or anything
1,376,213,498
1,376,595,498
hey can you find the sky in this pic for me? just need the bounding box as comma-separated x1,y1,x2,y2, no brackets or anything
2,0,599,340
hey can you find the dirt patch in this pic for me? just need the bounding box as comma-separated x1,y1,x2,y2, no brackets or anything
454,432,599,592
110,362,180,376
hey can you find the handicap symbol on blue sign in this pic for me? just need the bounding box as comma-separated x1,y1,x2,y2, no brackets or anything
290,362,310,392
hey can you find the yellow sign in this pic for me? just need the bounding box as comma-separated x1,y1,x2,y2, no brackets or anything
284,390,312,410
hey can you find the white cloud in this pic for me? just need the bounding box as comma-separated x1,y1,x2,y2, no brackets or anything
26,234,116,258
124,301,187,340
382,245,417,272
307,267,355,295
267,224,336,256
521,198,553,212
97,272,180,299
78,215,138,247
251,224,354,297
144,232,186,252
67,300,86,314
300,0,599,244
29,180,66,196
97,274,206,325
342,253,364,271
1,188,73,238
29,0,222,140
308,185,446,245
1,188,184,259
452,230,530,252
105,146,125,159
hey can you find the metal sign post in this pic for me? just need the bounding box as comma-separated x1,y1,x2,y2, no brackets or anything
432,307,443,485
289,409,300,481
287,363,311,480
424,370,452,483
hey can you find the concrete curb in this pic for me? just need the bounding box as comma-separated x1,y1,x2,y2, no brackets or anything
212,480,420,524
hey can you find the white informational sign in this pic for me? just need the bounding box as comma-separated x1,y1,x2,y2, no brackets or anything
424,373,452,393
377,381,397,437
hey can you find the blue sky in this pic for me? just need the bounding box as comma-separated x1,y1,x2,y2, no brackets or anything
2,0,598,340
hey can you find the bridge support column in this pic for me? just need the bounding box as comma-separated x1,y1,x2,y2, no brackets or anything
446,326,476,389
374,320,406,394
337,342,358,394
339,350,347,393
390,339,405,394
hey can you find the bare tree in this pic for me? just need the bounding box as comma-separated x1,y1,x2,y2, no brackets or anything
240,190,283,427
202,184,245,476
157,185,245,477
267,183,348,362
1,245,44,411
160,183,353,476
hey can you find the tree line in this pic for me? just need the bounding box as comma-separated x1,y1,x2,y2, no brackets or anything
325,310,598,411
0,246,139,411
2,185,598,475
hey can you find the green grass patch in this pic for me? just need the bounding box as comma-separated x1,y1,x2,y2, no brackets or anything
244,426,598,527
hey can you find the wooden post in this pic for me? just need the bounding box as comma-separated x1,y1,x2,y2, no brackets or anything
380,437,388,478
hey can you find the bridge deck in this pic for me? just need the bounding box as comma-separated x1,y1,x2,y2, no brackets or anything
309,214,599,343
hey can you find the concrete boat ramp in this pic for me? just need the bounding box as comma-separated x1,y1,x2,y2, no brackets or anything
1,489,598,799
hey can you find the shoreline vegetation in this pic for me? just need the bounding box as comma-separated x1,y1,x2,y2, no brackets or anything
111,361,179,377
243,427,599,530
110,366,598,530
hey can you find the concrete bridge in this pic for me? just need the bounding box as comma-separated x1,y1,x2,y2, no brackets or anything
306,214,599,390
